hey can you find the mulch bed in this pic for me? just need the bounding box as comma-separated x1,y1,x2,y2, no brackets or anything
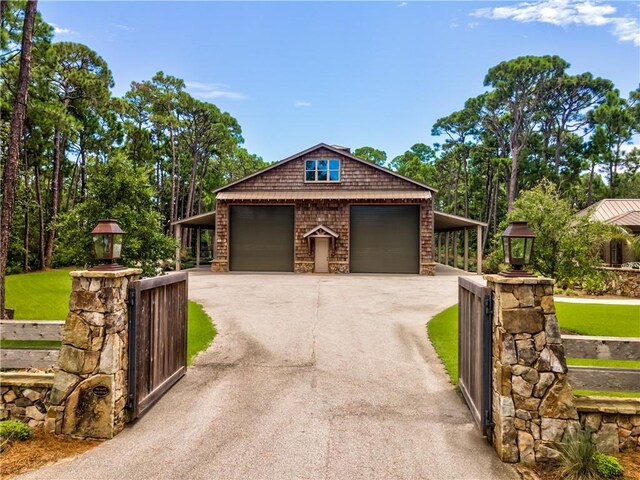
0,429,99,480
517,450,640,480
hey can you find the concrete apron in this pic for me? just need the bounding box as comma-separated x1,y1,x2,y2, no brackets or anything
21,273,515,480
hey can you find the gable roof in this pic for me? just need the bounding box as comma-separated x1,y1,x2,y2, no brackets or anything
577,199,640,225
213,143,438,194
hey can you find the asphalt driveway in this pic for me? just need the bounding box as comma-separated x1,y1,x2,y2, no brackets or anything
22,272,514,480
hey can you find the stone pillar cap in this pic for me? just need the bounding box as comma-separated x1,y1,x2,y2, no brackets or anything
70,268,143,278
483,274,555,285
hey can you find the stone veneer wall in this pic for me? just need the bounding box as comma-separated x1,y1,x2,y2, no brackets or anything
601,267,640,298
46,268,141,439
577,396,640,453
0,373,53,428
486,275,579,465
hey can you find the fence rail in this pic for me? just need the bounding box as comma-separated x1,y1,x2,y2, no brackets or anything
0,320,64,369
563,334,640,361
562,333,640,392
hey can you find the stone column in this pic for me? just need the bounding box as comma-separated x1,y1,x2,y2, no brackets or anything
485,275,579,465
46,268,142,439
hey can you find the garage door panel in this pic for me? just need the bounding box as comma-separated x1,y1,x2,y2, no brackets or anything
350,205,420,274
230,206,294,272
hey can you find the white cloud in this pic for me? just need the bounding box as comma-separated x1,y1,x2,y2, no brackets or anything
472,0,640,46
450,22,460,29
295,101,312,108
112,24,134,32
185,81,246,100
468,21,480,29
51,23,75,36
398,2,408,7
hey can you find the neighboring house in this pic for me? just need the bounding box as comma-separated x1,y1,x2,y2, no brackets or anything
578,198,640,267
173,143,486,275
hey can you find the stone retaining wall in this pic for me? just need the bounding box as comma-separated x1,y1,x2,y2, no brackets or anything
576,396,640,452
0,373,54,428
601,267,640,298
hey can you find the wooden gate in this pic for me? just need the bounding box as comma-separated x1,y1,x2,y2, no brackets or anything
458,276,493,437
127,272,188,419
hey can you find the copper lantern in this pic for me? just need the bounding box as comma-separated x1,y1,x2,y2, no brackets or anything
90,219,126,271
500,221,536,277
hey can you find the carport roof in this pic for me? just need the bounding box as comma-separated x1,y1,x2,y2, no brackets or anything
434,211,487,232
171,211,216,228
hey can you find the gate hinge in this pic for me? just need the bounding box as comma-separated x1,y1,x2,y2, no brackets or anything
127,290,135,307
484,294,493,317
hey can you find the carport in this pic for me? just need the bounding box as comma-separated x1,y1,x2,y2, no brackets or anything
433,211,487,273
171,211,216,271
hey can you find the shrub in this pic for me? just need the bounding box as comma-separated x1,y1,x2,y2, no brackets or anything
557,429,600,480
594,453,623,478
486,181,611,290
0,419,32,442
55,154,176,277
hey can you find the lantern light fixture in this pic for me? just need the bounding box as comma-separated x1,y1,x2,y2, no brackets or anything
500,221,536,278
89,219,126,271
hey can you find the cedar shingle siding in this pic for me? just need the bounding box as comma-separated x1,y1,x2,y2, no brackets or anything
211,145,436,275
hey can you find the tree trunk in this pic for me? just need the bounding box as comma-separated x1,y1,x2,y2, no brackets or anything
0,0,37,317
23,149,30,272
44,128,64,268
169,126,177,234
80,139,87,201
34,163,45,270
507,147,520,212
587,160,595,206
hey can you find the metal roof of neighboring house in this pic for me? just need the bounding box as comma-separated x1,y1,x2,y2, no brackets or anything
607,210,640,229
577,199,640,226
213,143,438,194
216,190,431,201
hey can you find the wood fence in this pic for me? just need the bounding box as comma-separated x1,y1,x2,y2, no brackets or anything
564,334,640,392
0,320,64,369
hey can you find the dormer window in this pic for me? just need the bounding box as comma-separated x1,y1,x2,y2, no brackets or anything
305,159,340,182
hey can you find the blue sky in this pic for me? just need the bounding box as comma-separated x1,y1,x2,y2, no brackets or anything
40,1,639,162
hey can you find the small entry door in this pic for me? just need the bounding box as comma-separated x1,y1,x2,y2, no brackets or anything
314,237,329,273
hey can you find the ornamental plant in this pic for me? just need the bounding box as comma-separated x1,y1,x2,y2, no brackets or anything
594,452,624,478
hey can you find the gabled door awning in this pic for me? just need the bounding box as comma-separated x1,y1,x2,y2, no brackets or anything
303,224,339,251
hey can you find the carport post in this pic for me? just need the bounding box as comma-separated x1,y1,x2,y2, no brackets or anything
463,228,469,271
476,225,483,274
175,223,181,271
445,232,449,266
196,228,201,268
437,233,442,263
453,232,458,268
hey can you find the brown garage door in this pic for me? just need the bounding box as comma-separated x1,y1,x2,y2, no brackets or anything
350,205,420,274
229,205,294,272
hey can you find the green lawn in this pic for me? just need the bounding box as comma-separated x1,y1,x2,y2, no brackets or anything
555,302,640,338
574,390,640,398
566,358,640,369
427,302,639,397
4,269,215,365
187,301,216,364
427,305,459,385
6,269,75,320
